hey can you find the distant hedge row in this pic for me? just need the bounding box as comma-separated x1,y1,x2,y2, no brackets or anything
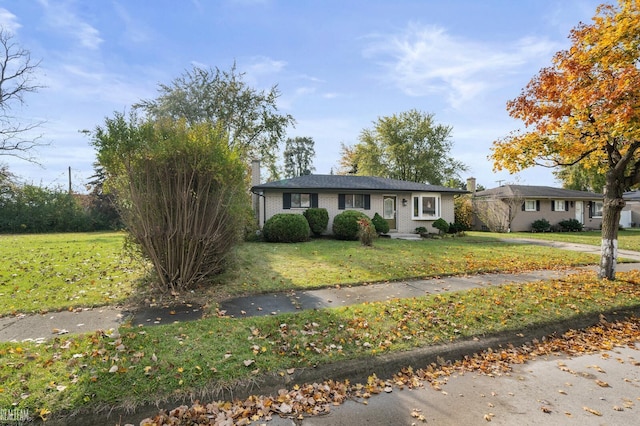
0,183,121,233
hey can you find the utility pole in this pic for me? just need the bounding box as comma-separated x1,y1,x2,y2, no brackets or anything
68,167,72,194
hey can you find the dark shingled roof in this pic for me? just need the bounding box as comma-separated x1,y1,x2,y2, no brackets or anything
252,175,467,194
475,185,603,199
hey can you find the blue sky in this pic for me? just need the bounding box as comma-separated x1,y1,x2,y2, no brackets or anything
0,0,604,191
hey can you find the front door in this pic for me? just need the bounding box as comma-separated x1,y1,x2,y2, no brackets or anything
575,201,584,225
383,196,397,230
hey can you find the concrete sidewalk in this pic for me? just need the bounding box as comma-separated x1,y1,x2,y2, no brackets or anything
2,261,639,343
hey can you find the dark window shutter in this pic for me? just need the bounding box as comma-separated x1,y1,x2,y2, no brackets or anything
536,200,540,211
551,202,555,212
338,194,345,210
364,194,371,210
565,200,569,211
521,202,525,211
311,193,319,208
588,201,593,218
283,193,291,209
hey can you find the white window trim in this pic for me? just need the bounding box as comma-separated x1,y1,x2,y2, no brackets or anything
524,199,537,212
593,201,603,218
412,193,441,220
553,200,566,211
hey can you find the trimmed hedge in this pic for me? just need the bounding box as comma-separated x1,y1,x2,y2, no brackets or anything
531,218,551,232
332,210,372,240
432,218,449,235
371,212,390,234
558,218,583,232
263,214,310,243
303,208,329,236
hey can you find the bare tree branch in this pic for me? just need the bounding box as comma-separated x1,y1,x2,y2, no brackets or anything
0,28,46,163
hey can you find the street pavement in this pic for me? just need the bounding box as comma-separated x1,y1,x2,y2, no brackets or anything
265,344,640,426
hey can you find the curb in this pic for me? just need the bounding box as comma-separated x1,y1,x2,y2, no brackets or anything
44,305,640,426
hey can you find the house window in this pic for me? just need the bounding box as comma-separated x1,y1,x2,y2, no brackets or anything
552,200,567,211
412,194,440,219
345,194,365,209
291,193,311,208
524,200,538,212
283,193,318,209
338,194,370,210
592,201,603,218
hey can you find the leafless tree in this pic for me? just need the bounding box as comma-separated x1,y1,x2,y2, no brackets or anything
0,29,45,162
473,192,523,233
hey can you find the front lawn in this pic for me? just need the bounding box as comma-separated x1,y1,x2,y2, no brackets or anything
0,232,144,317
212,235,600,298
0,233,603,316
473,228,640,252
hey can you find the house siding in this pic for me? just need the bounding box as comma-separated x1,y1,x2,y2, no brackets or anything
473,198,603,232
260,191,456,234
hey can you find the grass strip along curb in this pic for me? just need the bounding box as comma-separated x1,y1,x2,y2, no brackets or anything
2,270,640,424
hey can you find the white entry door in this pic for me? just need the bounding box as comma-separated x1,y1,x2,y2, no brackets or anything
575,201,584,224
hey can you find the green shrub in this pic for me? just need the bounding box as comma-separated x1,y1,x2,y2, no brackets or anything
371,212,390,234
357,217,377,246
415,226,428,234
332,210,371,240
531,218,551,232
558,218,583,232
432,218,449,235
303,208,329,236
447,221,467,235
263,214,310,243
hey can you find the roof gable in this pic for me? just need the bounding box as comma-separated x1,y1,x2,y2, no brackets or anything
252,175,467,194
475,185,603,199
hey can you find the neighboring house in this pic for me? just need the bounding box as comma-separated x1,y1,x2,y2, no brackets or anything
622,190,640,227
472,185,604,232
250,173,467,234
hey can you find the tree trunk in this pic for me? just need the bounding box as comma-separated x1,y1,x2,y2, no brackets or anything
599,175,626,280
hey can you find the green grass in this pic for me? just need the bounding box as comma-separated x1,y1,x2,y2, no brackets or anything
213,235,600,297
2,270,640,416
473,228,640,252
0,232,145,316
0,233,604,316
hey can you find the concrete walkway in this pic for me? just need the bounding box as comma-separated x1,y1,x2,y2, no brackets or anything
1,238,639,343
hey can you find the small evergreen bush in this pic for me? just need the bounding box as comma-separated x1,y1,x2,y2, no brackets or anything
558,218,583,232
448,221,467,235
371,212,390,234
432,218,449,235
263,214,310,243
531,218,551,232
415,226,428,234
333,210,371,240
303,208,329,236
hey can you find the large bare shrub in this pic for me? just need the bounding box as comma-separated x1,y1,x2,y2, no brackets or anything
94,115,248,291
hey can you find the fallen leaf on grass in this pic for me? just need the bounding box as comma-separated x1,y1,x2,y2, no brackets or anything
243,359,255,367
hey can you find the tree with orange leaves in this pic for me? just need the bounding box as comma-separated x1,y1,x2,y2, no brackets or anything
491,0,640,280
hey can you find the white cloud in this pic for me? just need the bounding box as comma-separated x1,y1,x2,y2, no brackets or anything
364,23,558,108
246,56,287,75
37,0,103,50
0,8,21,33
